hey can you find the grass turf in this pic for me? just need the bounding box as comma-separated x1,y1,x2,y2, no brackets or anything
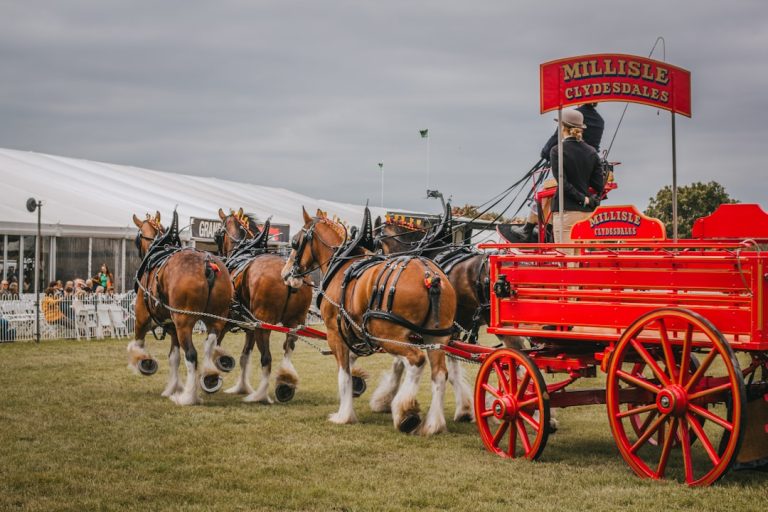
0,333,766,511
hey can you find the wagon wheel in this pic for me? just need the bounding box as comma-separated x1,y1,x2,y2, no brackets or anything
626,355,703,447
474,348,550,460
606,308,746,486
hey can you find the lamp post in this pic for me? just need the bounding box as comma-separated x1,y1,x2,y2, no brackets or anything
378,162,384,207
26,198,42,343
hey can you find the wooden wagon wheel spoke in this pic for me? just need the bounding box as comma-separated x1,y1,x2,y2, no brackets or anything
516,420,532,453
616,369,662,394
685,413,719,466
678,324,694,386
506,355,518,394
517,397,539,410
507,418,518,457
492,421,509,448
658,319,679,383
630,339,671,386
688,404,733,432
516,372,531,401
684,350,718,392
482,383,501,399
679,419,695,483
630,412,669,454
616,403,657,419
688,382,733,401
492,360,511,395
655,417,678,477
518,410,540,431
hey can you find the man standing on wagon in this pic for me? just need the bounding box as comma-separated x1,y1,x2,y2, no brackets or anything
549,108,604,245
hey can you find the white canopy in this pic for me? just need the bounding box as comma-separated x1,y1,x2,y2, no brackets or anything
0,148,389,238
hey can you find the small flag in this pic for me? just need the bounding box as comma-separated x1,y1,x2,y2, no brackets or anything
378,162,383,170
419,129,429,139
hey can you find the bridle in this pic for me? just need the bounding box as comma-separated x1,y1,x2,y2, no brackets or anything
287,220,345,279
215,215,256,256
135,218,164,256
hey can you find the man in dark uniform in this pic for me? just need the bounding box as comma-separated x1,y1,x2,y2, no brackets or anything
549,109,604,245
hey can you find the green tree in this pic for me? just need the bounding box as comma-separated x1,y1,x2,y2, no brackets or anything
645,181,738,238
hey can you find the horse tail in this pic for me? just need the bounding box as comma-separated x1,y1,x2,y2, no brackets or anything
425,274,442,328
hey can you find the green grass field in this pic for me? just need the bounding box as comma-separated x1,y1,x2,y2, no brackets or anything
0,333,765,511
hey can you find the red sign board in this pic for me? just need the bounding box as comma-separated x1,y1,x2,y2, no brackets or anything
571,205,666,241
540,54,691,117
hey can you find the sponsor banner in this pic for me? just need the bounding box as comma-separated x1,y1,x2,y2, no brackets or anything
570,205,666,241
540,54,691,117
190,217,290,243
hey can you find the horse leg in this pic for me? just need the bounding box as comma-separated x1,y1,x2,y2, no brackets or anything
420,347,449,435
244,329,273,403
126,304,154,373
446,355,473,422
225,330,256,395
390,349,426,433
274,333,299,400
161,331,183,397
172,322,201,406
327,333,356,424
369,356,405,413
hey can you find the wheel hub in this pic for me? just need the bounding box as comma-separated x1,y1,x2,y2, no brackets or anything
491,395,518,420
656,385,688,416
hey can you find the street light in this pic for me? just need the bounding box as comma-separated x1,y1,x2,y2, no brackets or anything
26,197,42,344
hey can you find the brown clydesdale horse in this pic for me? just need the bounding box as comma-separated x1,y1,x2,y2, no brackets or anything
375,217,559,431
216,208,313,403
281,208,458,435
128,211,234,405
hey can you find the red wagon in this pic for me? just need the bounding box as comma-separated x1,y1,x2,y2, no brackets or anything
444,203,768,486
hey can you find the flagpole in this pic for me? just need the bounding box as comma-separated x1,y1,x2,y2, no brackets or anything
378,162,384,207
426,134,431,191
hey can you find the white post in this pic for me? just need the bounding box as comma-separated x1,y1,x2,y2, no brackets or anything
557,108,565,243
2,234,7,280
121,238,126,293
35,203,41,343
18,236,24,286
87,237,93,279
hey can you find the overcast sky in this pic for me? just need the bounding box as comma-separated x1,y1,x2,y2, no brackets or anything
2,1,766,216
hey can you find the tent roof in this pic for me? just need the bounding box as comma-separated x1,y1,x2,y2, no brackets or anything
0,148,390,238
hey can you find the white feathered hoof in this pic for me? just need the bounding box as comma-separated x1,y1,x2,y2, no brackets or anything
138,358,158,376
200,374,223,394
352,375,367,398
214,354,236,373
274,383,296,403
398,413,422,434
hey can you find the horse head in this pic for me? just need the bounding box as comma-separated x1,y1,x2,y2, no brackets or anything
281,207,347,288
132,211,165,257
216,207,260,257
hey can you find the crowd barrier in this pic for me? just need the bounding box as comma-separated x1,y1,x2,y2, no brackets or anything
0,291,322,343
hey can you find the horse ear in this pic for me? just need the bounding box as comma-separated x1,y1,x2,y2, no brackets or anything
218,208,227,221
237,207,244,218
302,207,312,224
155,211,161,222
316,209,324,218
132,214,143,228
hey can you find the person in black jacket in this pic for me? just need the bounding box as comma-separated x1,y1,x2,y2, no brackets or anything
550,109,604,245
541,103,604,160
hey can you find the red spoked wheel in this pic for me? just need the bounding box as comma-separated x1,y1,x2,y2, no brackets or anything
606,308,746,486
474,348,550,460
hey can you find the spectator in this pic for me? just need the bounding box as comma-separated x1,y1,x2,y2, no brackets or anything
0,280,10,300
94,264,114,292
64,281,75,297
42,286,75,330
7,282,19,300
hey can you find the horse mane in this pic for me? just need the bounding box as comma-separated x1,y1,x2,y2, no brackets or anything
315,210,348,242
242,212,260,235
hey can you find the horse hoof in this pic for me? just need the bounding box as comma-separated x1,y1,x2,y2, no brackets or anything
454,413,473,423
215,355,236,373
138,358,158,376
274,383,296,403
200,374,223,394
352,376,367,398
398,413,421,434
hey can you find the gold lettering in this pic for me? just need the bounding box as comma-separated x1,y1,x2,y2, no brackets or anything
617,59,626,75
650,88,660,100
602,82,611,94
564,87,574,100
621,83,632,94
631,84,642,95
612,83,621,94
656,67,669,85
628,61,641,78
604,59,617,76
660,91,669,102
562,63,581,81
581,84,591,96
641,63,655,81
588,60,601,77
